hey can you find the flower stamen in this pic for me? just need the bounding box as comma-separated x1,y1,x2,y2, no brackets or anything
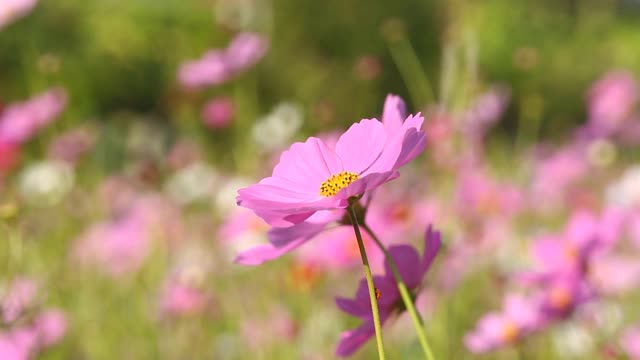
319,171,359,197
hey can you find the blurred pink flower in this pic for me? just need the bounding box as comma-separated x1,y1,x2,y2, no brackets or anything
0,0,37,30
237,94,425,227
178,32,268,89
224,32,269,73
586,71,638,138
201,97,234,129
456,163,523,221
590,255,640,295
33,310,67,347
0,277,66,359
47,126,95,165
461,86,510,142
0,142,20,174
527,209,624,276
621,326,640,360
1,278,37,324
529,144,590,213
73,195,183,276
159,279,209,317
464,295,540,353
0,88,67,145
335,226,441,357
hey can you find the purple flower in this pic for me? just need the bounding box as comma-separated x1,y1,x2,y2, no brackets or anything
178,32,268,89
334,226,441,357
237,94,426,227
0,88,67,145
464,295,540,353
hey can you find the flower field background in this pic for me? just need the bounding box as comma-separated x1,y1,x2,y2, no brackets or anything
2,0,640,359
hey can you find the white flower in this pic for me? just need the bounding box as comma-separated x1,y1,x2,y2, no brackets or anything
212,176,252,214
18,160,74,207
606,165,640,208
164,162,219,205
251,102,303,152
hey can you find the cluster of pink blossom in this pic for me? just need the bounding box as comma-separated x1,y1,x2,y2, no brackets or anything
0,278,66,360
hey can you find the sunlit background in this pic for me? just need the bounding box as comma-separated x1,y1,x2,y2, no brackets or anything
2,0,640,359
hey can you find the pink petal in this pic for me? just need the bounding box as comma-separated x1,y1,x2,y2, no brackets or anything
234,237,309,265
381,94,407,134
272,137,343,191
335,119,387,174
385,245,422,289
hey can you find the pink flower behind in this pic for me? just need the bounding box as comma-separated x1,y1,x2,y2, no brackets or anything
47,126,95,165
224,32,268,73
334,226,441,357
33,310,66,347
201,97,234,129
621,326,640,360
586,71,638,138
464,295,540,353
0,0,37,30
73,195,182,277
159,279,209,317
1,278,38,324
237,94,426,227
0,88,67,145
529,144,590,213
0,277,66,359
178,32,268,89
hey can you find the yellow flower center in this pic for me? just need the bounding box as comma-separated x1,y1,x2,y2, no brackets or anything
500,321,519,343
549,287,572,311
319,172,359,197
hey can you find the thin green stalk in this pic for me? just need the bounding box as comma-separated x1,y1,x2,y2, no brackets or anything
362,223,435,360
346,205,386,360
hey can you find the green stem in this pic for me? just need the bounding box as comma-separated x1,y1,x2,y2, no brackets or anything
362,223,435,360
346,205,386,360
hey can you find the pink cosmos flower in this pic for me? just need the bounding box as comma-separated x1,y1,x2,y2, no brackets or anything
159,279,209,317
621,326,640,360
47,126,95,165
0,88,67,145
224,32,269,73
236,94,426,227
365,186,440,246
334,226,441,357
461,86,510,143
178,32,267,89
201,97,234,129
464,295,540,353
0,0,37,30
590,255,640,295
73,195,183,277
0,277,66,360
586,71,638,138
529,144,590,213
455,163,523,221
527,209,624,276
1,278,37,324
